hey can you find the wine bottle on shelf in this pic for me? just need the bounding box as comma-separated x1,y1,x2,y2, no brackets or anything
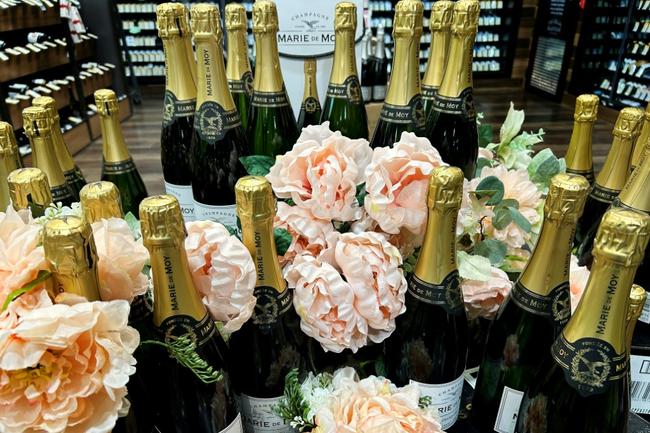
371,23,387,102
297,58,322,130
157,2,197,221
421,1,453,118
22,106,76,207
0,122,22,210
229,176,305,433
360,28,373,103
321,2,368,139
575,107,644,266
565,94,599,185
470,173,590,433
7,167,51,217
247,1,298,157
369,0,426,149
385,166,468,431
425,0,480,178
95,89,149,216
515,208,650,433
225,3,254,131
631,103,650,173
140,195,243,433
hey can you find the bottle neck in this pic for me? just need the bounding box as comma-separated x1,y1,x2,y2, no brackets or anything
302,70,318,103
196,37,236,110
619,153,650,213
162,36,197,101
52,265,101,301
30,133,67,188
50,116,75,172
632,118,650,170
240,215,286,291
253,32,284,93
565,120,594,173
437,33,474,98
226,29,252,82
100,110,130,163
385,35,420,106
422,30,450,90
0,154,11,210
414,206,457,284
330,29,357,85
375,35,385,58
595,134,634,192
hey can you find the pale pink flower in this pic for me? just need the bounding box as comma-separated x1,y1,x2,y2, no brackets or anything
297,121,338,144
461,266,513,320
0,287,52,330
185,220,256,333
91,218,149,303
570,254,590,313
478,148,495,160
0,300,139,433
364,132,446,238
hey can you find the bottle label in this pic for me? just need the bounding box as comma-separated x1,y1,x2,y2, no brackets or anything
162,90,196,127
221,413,244,433
238,394,290,433
164,181,195,222
301,96,321,114
421,84,438,101
361,86,371,102
433,87,476,121
326,76,363,104
103,158,136,175
194,201,237,228
639,290,650,324
373,85,387,100
252,90,290,108
228,71,254,96
510,281,571,328
411,374,463,430
195,101,242,143
408,272,464,315
51,184,74,205
631,354,650,414
551,335,627,397
493,386,524,433
379,95,426,129
158,313,217,347
251,286,292,329
590,184,619,204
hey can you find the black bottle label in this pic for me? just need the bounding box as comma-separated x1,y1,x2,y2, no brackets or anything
301,97,321,114
162,90,196,127
251,286,292,328
590,184,618,204
511,281,571,328
326,75,363,104
51,184,74,203
433,87,476,121
552,335,627,397
379,94,426,129
158,313,217,347
408,272,464,315
103,158,136,175
421,84,438,101
195,101,242,143
228,71,254,96
251,90,290,108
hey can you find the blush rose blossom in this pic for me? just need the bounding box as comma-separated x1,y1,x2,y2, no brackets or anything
461,266,513,320
569,254,590,313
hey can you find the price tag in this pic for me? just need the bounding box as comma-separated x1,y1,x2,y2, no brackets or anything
631,355,650,414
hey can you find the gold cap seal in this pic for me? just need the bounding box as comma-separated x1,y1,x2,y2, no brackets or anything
574,94,599,122
157,3,191,38
191,3,223,41
253,1,279,33
628,284,647,322
80,181,123,223
7,167,51,210
544,173,590,222
393,0,424,38
94,89,120,117
0,121,18,156
613,107,644,140
304,58,316,74
140,195,186,245
593,208,650,266
427,166,463,209
225,3,247,31
451,0,480,36
430,0,454,32
22,106,54,138
235,176,276,219
335,2,357,31
31,96,60,122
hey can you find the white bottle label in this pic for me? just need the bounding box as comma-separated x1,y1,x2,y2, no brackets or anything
361,86,371,102
221,413,244,433
631,355,650,414
164,182,195,222
639,291,650,324
494,386,524,433
194,202,237,228
411,374,464,430
373,85,386,100
238,394,291,433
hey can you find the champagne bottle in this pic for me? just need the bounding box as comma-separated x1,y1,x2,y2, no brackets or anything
95,89,149,216
421,1,453,118
515,208,650,433
225,3,254,131
42,215,101,301
32,96,86,198
385,166,468,430
7,167,51,217
425,0,480,178
79,181,123,222
631,103,650,173
229,176,305,433
361,28,373,103
0,122,22,210
22,106,76,207
190,4,249,228
370,0,426,149
575,107,644,265
297,58,322,130
140,195,242,433
247,1,298,156
320,2,368,139
565,94,599,184
371,24,387,102
157,3,197,221
471,173,590,433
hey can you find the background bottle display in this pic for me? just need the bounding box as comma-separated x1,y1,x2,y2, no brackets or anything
190,4,249,228
471,173,590,433
321,2,368,140
421,1,454,118
7,167,51,217
229,176,305,433
361,28,373,102
0,122,21,210
515,208,650,433
95,89,148,216
140,195,242,433
385,166,468,431
371,23,387,102
157,2,197,221
297,58,322,130
370,0,426,149
247,1,298,157
565,94,599,184
631,103,650,172
225,3,254,131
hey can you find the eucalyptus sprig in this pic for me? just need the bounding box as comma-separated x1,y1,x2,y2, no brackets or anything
274,369,315,432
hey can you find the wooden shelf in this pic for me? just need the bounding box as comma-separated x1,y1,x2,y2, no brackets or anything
76,70,114,100
7,85,72,130
0,4,60,32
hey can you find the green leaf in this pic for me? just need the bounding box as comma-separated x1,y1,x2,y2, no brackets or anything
239,155,276,176
492,206,513,230
528,148,562,189
478,124,493,147
509,207,532,232
223,224,239,238
457,251,492,281
273,369,315,432
356,183,368,207
374,358,387,377
499,102,525,145
474,239,508,266
124,212,142,240
274,227,292,256
475,176,505,205
2,270,51,311
475,157,494,177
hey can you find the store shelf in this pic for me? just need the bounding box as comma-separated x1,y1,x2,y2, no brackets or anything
21,120,91,166
0,3,61,32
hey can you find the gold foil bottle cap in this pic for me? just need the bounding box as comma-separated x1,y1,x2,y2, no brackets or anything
252,1,279,33
574,94,599,122
140,195,186,245
157,3,191,39
593,208,650,266
451,0,480,36
43,216,97,274
191,3,223,41
334,2,357,31
613,107,644,140
225,3,247,31
430,0,454,31
235,176,276,219
427,166,463,209
543,173,590,222
393,0,424,38
7,167,51,210
94,89,120,117
22,106,54,138
0,121,18,154
628,284,647,321
80,181,123,223
31,96,59,122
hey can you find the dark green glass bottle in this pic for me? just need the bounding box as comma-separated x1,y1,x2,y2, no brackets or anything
225,3,253,132
565,94,599,185
421,1,453,119
298,58,322,130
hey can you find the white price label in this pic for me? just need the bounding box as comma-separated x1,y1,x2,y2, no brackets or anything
194,202,237,228
494,386,524,433
220,413,244,433
373,85,387,100
411,375,464,430
238,394,291,433
164,182,195,222
631,355,650,414
639,292,650,324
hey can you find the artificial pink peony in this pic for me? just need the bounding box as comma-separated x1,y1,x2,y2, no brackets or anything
0,288,52,330
461,266,513,320
0,300,139,433
91,218,149,303
267,124,373,222
185,220,256,333
297,121,338,144
364,132,445,239
569,254,590,313
478,147,495,160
